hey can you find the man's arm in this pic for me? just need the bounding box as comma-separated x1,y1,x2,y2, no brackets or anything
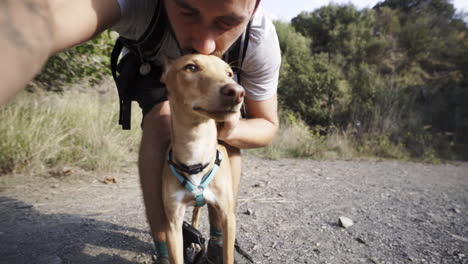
218,95,279,149
0,0,121,105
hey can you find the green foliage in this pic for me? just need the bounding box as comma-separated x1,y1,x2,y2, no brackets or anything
33,31,115,91
276,0,468,160
275,21,344,126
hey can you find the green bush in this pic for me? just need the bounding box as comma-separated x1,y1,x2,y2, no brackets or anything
274,0,468,161
33,31,115,92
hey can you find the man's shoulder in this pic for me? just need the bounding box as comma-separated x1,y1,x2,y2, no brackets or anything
244,8,281,68
112,0,158,40
240,8,281,101
249,8,277,43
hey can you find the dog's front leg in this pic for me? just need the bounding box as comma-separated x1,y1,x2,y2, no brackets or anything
166,203,186,264
222,210,236,264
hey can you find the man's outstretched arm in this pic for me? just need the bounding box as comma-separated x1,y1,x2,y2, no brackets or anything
0,0,121,105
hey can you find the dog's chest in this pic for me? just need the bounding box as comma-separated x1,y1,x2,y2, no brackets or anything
172,187,218,206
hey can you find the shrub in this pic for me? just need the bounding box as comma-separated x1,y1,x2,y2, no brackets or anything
33,31,115,92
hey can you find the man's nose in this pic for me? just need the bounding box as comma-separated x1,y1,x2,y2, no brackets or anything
192,31,216,55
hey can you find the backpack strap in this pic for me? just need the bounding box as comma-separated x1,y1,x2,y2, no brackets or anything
110,0,167,130
223,20,252,118
223,20,252,81
110,39,132,129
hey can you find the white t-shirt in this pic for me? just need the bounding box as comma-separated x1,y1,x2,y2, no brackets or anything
112,0,281,101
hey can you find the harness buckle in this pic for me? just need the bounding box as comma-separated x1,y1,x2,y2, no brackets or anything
193,187,204,196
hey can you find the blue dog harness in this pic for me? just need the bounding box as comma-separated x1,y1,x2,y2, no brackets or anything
168,150,223,207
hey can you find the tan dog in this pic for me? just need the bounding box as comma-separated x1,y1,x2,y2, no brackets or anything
160,54,245,264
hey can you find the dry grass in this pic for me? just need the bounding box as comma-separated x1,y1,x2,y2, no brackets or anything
249,111,358,160
0,91,141,175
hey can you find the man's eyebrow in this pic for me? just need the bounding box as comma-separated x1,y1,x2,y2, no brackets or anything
174,0,197,11
219,13,246,23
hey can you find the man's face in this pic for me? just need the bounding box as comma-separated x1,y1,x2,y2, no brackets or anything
164,0,256,55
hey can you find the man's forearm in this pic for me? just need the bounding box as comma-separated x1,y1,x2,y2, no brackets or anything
224,118,279,149
0,0,54,105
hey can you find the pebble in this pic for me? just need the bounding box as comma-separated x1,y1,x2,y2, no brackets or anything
339,216,354,228
355,237,366,244
244,208,254,215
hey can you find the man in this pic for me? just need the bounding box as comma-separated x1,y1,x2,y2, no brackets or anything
0,0,280,263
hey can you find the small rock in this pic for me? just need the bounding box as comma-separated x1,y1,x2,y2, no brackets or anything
450,207,461,214
355,237,366,244
339,216,354,228
252,183,261,188
244,208,254,215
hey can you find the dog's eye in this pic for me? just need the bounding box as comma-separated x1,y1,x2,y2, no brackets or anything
184,64,199,72
227,71,233,78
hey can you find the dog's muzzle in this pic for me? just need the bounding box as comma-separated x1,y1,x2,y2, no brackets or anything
220,83,245,105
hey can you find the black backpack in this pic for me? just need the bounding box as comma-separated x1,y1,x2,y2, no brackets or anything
110,0,251,130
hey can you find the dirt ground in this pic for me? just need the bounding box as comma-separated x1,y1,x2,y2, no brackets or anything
1,154,467,264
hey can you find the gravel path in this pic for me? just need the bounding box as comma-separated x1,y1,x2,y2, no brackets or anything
1,155,467,264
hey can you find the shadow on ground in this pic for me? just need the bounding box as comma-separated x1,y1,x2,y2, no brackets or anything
0,196,153,264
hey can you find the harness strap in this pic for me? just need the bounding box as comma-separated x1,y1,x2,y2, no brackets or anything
168,150,223,207
168,150,210,174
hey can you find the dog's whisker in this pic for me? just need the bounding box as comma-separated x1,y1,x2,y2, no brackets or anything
227,59,241,67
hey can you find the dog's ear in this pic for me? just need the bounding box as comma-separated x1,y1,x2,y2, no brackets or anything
160,55,175,84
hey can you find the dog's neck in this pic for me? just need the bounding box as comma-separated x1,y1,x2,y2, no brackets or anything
169,105,218,171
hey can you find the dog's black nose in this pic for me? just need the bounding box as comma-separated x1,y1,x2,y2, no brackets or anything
220,83,245,104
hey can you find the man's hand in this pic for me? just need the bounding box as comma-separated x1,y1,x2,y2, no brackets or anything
217,111,241,142
215,96,279,149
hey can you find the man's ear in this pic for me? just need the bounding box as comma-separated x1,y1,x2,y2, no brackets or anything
160,55,174,84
